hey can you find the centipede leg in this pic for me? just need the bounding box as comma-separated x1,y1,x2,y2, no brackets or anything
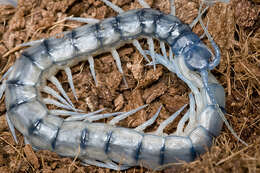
42,86,76,111
49,76,76,109
87,56,98,86
6,113,18,144
170,0,176,15
0,80,6,100
109,104,148,125
111,48,128,87
64,108,107,121
135,105,162,132
176,93,195,135
65,67,78,101
43,98,81,111
137,0,150,8
155,104,187,135
65,17,100,24
100,0,124,13
160,41,168,60
147,37,156,70
82,159,130,170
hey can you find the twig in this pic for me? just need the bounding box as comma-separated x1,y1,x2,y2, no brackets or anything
216,144,253,165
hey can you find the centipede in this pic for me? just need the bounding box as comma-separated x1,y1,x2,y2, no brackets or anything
0,0,246,171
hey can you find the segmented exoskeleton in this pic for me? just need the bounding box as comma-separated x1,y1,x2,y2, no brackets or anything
0,0,245,171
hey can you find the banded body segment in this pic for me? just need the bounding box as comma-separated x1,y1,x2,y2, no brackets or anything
164,136,195,164
7,56,42,86
166,23,194,50
43,32,78,63
117,10,142,38
27,115,63,150
5,84,37,110
137,134,165,169
21,41,53,70
99,18,122,47
54,121,86,157
7,100,48,136
73,24,102,55
198,105,223,137
189,126,213,156
154,14,181,40
137,8,161,35
107,127,143,166
78,123,114,162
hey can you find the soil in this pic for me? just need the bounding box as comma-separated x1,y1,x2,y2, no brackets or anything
0,0,259,172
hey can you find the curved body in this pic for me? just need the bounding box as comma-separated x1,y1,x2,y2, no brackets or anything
4,9,225,170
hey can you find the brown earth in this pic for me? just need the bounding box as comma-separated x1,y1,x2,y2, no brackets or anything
0,0,259,172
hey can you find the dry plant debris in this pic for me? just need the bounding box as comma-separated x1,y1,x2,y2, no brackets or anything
0,0,259,172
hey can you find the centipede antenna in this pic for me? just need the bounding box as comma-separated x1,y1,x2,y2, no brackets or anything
147,37,156,70
216,104,248,146
65,108,106,121
111,48,128,87
109,104,148,125
88,56,98,86
42,86,75,111
195,1,221,70
65,17,100,24
198,15,221,69
200,19,209,39
160,41,168,60
86,112,124,122
65,67,78,101
132,40,151,63
155,104,187,135
43,98,82,112
137,0,150,8
100,0,124,13
189,6,208,29
170,0,176,16
49,76,76,109
200,70,248,146
135,105,162,132
176,93,195,135
5,113,18,144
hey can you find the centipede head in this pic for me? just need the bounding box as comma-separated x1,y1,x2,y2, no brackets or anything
183,43,212,72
